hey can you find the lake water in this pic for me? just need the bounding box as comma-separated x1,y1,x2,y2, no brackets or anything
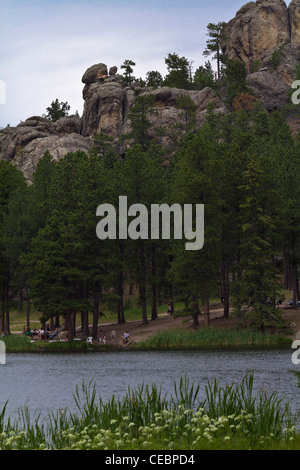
1,347,300,422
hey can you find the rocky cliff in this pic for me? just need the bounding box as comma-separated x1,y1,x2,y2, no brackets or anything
222,0,300,110
0,63,225,181
1,0,300,181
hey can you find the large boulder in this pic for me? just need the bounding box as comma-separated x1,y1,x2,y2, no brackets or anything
222,0,291,70
289,0,300,46
82,63,109,84
14,133,92,182
0,115,91,182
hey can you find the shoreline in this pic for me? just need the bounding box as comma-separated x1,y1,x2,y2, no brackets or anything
2,304,298,353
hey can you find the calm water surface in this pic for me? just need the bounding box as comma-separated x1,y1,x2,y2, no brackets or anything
1,348,300,421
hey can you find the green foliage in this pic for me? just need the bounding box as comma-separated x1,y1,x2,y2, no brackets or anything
136,327,290,349
193,61,216,90
222,57,249,107
121,59,136,85
145,71,163,88
163,53,192,89
249,59,260,73
44,99,70,122
203,22,226,81
0,373,296,450
123,94,157,150
271,49,281,69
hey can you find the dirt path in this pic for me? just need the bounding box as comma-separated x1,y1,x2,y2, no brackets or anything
14,303,300,346
94,308,227,347
98,304,300,347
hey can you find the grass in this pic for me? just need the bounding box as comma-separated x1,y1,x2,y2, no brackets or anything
0,372,298,450
135,327,292,349
0,335,91,352
8,300,177,332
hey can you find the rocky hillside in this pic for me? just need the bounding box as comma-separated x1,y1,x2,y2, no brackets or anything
222,0,300,110
1,0,300,181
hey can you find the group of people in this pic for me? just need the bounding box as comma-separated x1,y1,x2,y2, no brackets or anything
22,325,59,340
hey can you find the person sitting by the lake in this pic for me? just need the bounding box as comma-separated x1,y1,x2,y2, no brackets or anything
31,328,38,337
121,331,130,344
38,328,47,340
21,326,26,336
99,330,104,344
25,328,32,338
45,324,51,339
50,328,59,340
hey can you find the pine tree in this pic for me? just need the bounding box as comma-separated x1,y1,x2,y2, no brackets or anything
203,22,226,81
232,155,284,331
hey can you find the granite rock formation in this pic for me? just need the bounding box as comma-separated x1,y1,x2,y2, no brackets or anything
2,0,300,180
0,66,226,181
222,0,291,68
222,0,300,110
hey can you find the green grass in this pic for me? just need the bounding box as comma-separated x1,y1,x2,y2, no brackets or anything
0,372,298,450
8,300,177,332
135,327,292,349
0,335,91,352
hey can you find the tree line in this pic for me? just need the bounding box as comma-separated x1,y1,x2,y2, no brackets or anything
1,88,300,340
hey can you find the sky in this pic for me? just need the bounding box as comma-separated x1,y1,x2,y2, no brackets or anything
0,0,285,128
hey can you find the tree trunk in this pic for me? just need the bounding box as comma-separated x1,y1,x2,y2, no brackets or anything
1,287,5,333
139,242,148,325
72,311,76,338
169,286,174,315
284,256,293,290
151,247,158,320
19,288,24,314
81,286,90,335
92,282,102,340
203,288,210,328
292,262,299,309
191,297,199,330
65,309,73,341
50,314,54,331
221,259,230,318
26,297,30,330
129,270,133,296
4,279,10,335
92,297,99,340
117,270,125,324
81,310,89,335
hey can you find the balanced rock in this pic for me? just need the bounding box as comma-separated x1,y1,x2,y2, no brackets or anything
82,63,108,84
109,66,118,76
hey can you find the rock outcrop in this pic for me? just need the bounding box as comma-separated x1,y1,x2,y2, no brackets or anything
0,65,226,181
2,0,300,180
222,0,300,110
222,0,291,69
81,70,226,144
0,116,91,181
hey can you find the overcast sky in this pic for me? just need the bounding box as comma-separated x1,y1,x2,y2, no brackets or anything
0,0,283,128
